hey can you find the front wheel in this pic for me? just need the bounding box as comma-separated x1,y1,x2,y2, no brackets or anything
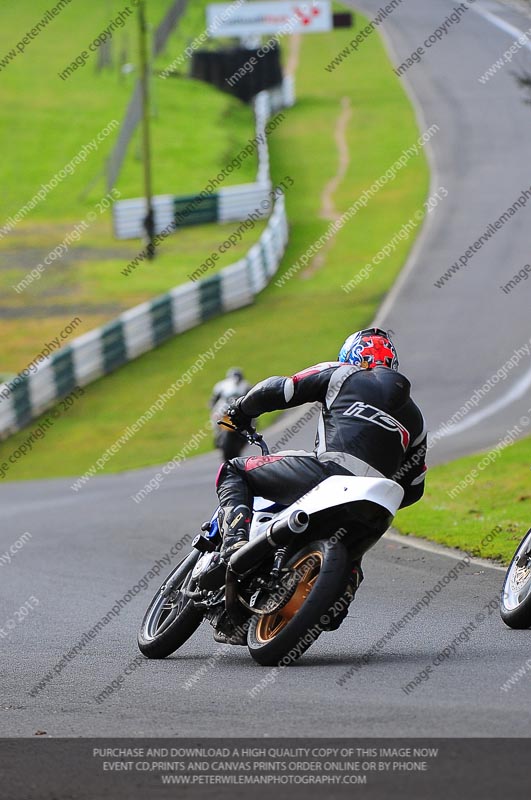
138,550,204,658
247,539,351,666
500,528,531,629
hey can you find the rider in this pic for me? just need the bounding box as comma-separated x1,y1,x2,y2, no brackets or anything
210,367,251,411
210,368,252,448
216,328,427,565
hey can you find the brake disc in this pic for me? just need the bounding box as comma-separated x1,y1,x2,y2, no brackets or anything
511,560,531,592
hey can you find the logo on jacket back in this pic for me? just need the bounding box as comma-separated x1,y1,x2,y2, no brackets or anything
343,401,410,451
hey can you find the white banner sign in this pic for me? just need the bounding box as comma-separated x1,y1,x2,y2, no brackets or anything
207,2,333,37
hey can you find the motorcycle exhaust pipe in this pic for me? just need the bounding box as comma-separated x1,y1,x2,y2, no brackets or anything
229,509,309,576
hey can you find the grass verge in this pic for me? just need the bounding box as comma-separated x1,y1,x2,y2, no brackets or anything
395,435,531,564
1,4,430,481
0,0,259,362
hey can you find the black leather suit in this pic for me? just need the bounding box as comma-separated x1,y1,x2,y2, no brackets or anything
216,362,427,512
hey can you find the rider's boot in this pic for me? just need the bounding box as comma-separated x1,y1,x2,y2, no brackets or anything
213,618,249,646
323,561,364,631
218,505,252,558
347,562,364,596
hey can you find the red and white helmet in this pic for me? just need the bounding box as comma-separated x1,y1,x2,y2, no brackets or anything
338,328,399,370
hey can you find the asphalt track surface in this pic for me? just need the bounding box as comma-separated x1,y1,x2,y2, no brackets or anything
367,0,531,463
2,0,531,745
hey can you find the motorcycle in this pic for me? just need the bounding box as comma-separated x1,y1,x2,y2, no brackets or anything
500,526,531,628
137,422,405,666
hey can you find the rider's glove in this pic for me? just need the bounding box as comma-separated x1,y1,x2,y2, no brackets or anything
227,398,252,430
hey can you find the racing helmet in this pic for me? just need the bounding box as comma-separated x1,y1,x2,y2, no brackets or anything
338,327,399,370
226,367,244,381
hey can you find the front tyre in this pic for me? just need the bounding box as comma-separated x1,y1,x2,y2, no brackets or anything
501,527,531,629
138,551,204,658
247,539,350,666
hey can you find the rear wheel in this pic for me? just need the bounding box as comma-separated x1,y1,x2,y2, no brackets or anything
247,539,350,666
501,528,531,629
138,551,204,658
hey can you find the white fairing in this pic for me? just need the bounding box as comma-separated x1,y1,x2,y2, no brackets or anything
250,476,404,540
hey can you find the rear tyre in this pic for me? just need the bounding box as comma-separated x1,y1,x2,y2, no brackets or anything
247,538,350,666
138,551,204,658
500,528,531,629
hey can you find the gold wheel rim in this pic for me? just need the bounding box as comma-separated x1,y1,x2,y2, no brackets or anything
255,550,323,643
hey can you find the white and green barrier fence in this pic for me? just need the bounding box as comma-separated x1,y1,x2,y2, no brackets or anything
0,78,294,440
0,194,288,440
112,76,295,239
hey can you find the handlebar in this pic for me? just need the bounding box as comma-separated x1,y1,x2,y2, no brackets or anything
217,419,270,455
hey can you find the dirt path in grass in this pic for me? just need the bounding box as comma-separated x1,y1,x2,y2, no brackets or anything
320,96,352,221
286,32,301,75
301,95,352,279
